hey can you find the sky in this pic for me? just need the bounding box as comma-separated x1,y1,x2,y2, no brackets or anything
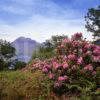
0,0,100,43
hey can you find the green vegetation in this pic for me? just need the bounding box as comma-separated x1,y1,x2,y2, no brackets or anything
0,39,26,70
0,70,52,100
0,40,15,70
85,5,100,39
32,34,68,60
13,61,26,70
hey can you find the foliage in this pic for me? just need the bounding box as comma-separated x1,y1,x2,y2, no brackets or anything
0,39,15,59
0,39,15,70
0,70,52,100
51,34,68,47
85,6,100,39
32,34,68,60
32,33,100,97
32,46,55,60
13,61,26,70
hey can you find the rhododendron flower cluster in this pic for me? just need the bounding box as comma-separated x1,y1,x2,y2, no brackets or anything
32,33,100,92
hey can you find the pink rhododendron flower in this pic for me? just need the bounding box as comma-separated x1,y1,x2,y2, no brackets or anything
92,71,96,75
53,62,61,69
42,68,48,73
49,73,55,79
86,51,91,55
63,75,68,80
58,76,68,81
77,57,83,65
60,44,65,48
72,65,77,70
54,82,60,88
72,41,80,47
63,62,69,69
62,38,70,44
68,54,76,61
84,64,93,71
93,49,100,56
93,56,100,62
72,33,82,40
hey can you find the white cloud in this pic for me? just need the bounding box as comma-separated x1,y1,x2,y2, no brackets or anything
0,14,93,43
0,0,93,42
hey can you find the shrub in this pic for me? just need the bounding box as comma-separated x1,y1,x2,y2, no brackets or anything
33,33,100,97
14,61,26,70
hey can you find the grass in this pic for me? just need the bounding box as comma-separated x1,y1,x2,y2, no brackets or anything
0,70,51,100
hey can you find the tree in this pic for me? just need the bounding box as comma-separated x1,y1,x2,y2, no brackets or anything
51,35,68,47
13,61,26,70
0,39,15,70
85,6,100,39
32,35,68,60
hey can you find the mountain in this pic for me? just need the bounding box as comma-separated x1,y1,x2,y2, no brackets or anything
11,37,40,63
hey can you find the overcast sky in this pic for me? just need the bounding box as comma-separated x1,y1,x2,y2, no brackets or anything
0,0,100,43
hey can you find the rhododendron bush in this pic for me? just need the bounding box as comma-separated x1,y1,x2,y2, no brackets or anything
32,33,100,96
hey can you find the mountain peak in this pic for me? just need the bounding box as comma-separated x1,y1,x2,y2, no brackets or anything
11,37,40,63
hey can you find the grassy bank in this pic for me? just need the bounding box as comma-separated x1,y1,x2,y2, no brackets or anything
0,70,52,100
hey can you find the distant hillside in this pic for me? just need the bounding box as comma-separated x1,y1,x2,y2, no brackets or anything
11,37,40,62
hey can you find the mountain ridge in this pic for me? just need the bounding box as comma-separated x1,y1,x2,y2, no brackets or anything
11,36,40,63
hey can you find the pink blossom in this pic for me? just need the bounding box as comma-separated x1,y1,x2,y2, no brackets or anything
62,38,70,44
42,68,48,73
60,44,65,48
85,51,92,56
93,49,100,56
63,62,69,69
92,71,96,75
53,62,61,69
47,65,51,69
84,64,93,71
68,54,76,61
72,65,77,70
58,76,68,81
63,75,68,80
48,73,55,79
72,41,80,47
93,56,100,62
54,82,60,88
88,64,93,71
72,33,82,40
77,57,83,65
84,44,91,49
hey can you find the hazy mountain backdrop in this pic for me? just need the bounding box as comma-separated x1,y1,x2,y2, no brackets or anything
11,37,40,62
